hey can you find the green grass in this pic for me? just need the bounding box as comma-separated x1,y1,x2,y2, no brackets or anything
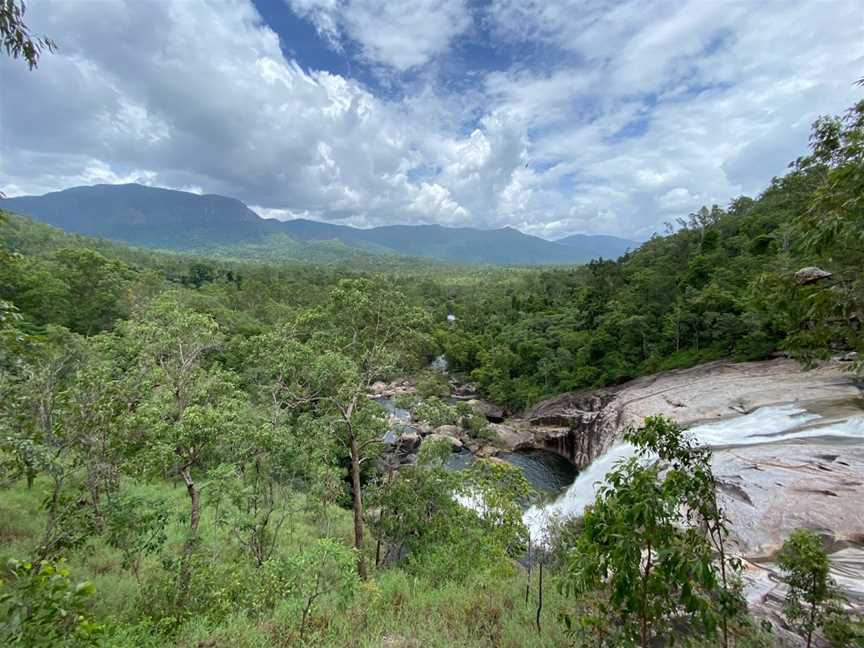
0,479,574,647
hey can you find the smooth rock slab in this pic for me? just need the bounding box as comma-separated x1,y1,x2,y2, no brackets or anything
715,441,864,559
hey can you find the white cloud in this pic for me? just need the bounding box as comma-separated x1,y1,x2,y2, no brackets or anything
1,0,862,240
286,0,471,70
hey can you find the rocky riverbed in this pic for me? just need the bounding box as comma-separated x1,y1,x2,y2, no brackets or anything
374,356,864,631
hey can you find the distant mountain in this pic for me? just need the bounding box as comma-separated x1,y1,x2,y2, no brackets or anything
2,183,270,248
2,184,639,265
555,233,636,260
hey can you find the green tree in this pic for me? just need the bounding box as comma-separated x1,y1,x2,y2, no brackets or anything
120,294,252,606
562,416,737,647
0,558,102,646
776,530,847,648
0,0,55,70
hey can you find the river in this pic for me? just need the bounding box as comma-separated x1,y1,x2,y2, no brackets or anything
524,403,864,543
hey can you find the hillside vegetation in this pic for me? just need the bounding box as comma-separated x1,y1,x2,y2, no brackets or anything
3,184,636,266
0,99,862,647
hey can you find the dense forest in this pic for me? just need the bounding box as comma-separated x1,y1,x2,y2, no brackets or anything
1,80,863,647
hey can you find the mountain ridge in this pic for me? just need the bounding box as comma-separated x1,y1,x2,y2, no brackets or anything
2,183,638,265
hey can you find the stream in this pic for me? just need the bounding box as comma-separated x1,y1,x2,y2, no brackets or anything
524,403,864,542
375,396,579,496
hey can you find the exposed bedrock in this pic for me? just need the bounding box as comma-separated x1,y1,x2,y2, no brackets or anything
521,358,862,468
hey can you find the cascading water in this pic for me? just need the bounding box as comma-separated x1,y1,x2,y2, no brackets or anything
524,404,864,543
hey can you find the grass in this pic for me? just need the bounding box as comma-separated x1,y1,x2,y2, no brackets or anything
0,478,574,647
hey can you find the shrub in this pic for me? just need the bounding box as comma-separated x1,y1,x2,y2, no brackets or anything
0,558,103,646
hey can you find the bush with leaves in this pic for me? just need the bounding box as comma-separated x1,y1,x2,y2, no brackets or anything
412,396,460,428
561,416,744,647
415,370,450,399
0,558,103,646
103,494,170,583
372,440,531,583
777,529,858,648
254,539,358,640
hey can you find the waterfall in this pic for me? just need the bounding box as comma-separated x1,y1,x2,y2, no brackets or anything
524,404,864,543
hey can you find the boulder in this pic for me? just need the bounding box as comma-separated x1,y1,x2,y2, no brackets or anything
489,423,534,451
398,431,420,451
480,456,508,467
433,424,463,438
474,445,499,459
467,399,505,423
794,266,832,285
371,381,388,395
425,433,462,451
521,358,860,468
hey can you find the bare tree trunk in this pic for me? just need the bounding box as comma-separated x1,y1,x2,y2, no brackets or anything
349,431,367,580
177,466,201,606
536,561,543,634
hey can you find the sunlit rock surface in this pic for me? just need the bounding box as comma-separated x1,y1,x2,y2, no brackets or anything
523,358,860,467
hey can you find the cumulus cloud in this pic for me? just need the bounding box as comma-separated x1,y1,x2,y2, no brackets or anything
286,0,471,70
1,0,862,239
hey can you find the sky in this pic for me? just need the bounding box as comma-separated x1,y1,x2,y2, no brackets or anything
0,0,862,240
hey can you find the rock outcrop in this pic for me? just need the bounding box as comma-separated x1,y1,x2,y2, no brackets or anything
522,358,861,468
794,266,833,285
467,399,505,422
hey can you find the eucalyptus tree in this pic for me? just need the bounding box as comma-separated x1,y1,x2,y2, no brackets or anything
372,441,532,581
0,0,56,70
119,293,254,606
285,278,433,579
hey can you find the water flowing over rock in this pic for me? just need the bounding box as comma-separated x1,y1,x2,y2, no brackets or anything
523,358,861,468
521,358,864,620
426,433,462,450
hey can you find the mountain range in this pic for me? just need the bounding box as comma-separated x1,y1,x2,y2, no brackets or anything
2,184,637,265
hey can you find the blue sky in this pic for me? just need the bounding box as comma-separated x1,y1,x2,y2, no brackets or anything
1,0,862,239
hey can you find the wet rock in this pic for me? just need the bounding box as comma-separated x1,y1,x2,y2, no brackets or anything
523,358,859,469
794,266,833,285
398,431,420,451
715,442,864,559
473,445,499,459
480,456,508,467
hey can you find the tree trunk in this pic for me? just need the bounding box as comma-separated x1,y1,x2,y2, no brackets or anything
177,466,201,606
349,432,367,579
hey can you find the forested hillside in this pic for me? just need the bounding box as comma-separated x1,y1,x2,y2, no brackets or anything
3,184,636,266
0,94,862,646
437,102,864,408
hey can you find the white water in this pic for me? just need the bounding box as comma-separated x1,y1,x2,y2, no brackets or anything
524,404,864,543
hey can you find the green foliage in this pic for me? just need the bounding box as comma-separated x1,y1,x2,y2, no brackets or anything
103,494,170,578
561,416,742,647
254,538,358,638
0,0,56,70
776,530,855,647
373,447,531,585
415,370,450,399
412,396,461,428
0,558,102,646
0,96,863,647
